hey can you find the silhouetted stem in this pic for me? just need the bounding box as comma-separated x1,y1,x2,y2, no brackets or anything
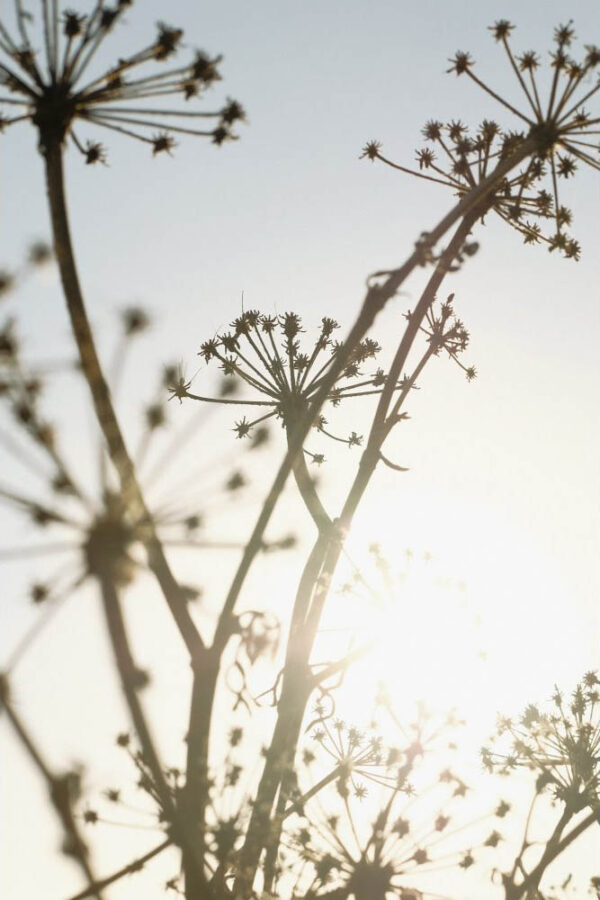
63,839,171,900
368,212,479,448
98,576,207,892
42,137,205,661
0,678,101,897
215,137,536,665
208,149,537,896
183,648,220,900
233,197,509,896
507,807,598,899
288,425,332,531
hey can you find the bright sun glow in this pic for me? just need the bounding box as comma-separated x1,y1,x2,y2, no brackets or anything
316,491,589,747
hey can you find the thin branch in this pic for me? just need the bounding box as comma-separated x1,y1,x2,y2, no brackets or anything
97,575,207,890
62,839,171,900
0,677,101,896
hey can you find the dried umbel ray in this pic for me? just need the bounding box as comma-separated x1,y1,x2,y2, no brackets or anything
278,703,510,900
174,298,474,468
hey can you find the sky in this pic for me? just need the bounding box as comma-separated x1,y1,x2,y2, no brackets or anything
1,1,599,897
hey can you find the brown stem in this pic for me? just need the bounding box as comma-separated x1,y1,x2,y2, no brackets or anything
213,137,536,665
182,649,220,900
367,213,479,451
288,424,332,532
233,204,500,896
508,807,598,899
233,532,333,894
42,136,205,662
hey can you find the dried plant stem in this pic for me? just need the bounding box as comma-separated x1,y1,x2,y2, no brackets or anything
183,648,221,899
233,209,488,896
365,212,479,456
64,839,171,900
42,137,205,661
289,431,332,531
98,575,207,892
213,137,536,662
0,680,101,897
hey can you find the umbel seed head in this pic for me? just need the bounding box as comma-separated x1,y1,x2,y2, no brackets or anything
362,21,600,259
0,3,245,161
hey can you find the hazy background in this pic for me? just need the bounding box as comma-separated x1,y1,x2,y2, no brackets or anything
1,1,598,896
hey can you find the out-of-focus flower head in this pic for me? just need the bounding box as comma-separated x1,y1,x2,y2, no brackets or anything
0,303,286,676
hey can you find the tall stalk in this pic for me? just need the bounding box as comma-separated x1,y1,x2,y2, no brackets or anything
42,136,205,662
42,134,213,894
42,131,536,898
212,136,536,662
232,209,482,896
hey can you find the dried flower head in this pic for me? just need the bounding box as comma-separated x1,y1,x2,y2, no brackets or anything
183,310,389,453
0,3,244,159
482,672,600,813
0,304,287,675
364,22,600,258
284,705,508,900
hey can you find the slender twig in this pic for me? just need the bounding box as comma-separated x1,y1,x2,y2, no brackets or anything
0,677,101,896
62,839,171,900
97,575,207,890
215,138,535,658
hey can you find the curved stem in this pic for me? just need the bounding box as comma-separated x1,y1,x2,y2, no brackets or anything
509,808,598,899
288,425,332,532
0,678,101,896
182,648,220,900
233,207,494,898
42,137,204,661
368,214,478,451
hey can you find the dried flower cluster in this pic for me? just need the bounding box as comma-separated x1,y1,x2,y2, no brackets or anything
0,2,244,160
176,300,475,462
483,672,600,813
363,21,600,258
281,707,510,900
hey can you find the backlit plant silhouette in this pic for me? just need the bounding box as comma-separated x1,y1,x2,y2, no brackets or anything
0,8,598,900
482,674,600,899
